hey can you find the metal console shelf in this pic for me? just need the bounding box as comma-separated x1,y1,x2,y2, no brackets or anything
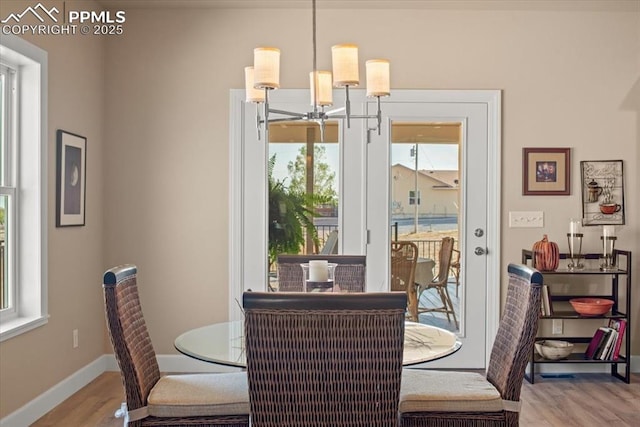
521,249,632,384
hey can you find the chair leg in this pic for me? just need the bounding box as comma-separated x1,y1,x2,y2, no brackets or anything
442,285,459,329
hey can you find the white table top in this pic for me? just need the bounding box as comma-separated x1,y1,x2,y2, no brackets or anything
175,320,461,368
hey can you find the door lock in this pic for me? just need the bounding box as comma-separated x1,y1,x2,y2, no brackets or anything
474,228,484,237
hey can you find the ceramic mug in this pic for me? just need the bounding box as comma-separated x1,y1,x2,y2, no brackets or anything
599,203,621,215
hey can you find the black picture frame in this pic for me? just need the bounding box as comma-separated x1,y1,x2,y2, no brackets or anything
56,130,87,227
580,160,625,226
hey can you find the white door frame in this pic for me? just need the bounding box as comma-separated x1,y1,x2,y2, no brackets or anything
229,89,502,367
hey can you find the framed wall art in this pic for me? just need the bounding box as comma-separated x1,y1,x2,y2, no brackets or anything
56,130,87,227
580,160,625,226
522,147,571,195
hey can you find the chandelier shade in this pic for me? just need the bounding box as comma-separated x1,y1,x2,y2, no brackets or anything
332,44,360,87
244,66,265,103
310,71,333,106
365,59,390,97
253,47,280,89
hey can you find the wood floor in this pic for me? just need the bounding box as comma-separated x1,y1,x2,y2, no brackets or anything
31,371,640,426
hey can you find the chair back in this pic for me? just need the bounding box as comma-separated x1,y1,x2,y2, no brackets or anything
390,241,418,292
103,265,160,419
276,254,366,292
486,264,542,410
319,229,339,254
433,237,455,284
242,292,407,427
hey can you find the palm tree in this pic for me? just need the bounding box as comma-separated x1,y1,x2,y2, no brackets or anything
268,155,328,269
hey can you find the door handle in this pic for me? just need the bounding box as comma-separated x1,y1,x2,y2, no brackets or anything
474,247,486,256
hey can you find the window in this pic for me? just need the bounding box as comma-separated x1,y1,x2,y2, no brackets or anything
0,35,48,341
408,190,421,205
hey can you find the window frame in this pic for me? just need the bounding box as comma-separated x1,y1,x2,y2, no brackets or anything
0,34,48,341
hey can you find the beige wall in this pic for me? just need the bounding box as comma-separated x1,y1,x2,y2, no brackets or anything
0,0,638,420
0,0,105,417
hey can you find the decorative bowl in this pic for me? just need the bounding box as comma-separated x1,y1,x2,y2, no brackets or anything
535,340,574,360
569,298,614,316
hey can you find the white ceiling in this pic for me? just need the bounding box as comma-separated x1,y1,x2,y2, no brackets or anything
96,0,638,12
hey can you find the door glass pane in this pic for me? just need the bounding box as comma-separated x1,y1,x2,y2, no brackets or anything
267,121,339,270
391,121,461,331
0,195,8,310
0,72,5,186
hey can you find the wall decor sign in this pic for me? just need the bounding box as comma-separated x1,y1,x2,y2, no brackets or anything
56,130,87,227
522,147,571,195
580,160,625,226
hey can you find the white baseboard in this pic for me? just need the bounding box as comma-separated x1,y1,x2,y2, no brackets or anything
2,353,637,427
0,354,242,427
0,356,108,427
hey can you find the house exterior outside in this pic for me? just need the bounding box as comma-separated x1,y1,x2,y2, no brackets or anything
391,164,459,218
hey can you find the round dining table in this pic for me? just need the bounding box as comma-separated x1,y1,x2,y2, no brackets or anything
175,320,461,368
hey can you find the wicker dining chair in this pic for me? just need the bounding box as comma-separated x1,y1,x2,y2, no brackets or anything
242,291,407,427
416,237,458,329
276,254,366,292
391,241,419,321
399,263,543,427
103,264,250,427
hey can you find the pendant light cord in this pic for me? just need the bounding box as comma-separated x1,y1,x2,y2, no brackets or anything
312,0,318,112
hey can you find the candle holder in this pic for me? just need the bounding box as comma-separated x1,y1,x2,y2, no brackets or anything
301,262,337,292
566,219,584,270
600,226,617,271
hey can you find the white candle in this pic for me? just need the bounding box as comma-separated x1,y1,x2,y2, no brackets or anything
309,260,329,282
602,226,615,238
569,219,580,236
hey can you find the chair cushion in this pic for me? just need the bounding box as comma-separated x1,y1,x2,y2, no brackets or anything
400,369,503,413
147,372,250,417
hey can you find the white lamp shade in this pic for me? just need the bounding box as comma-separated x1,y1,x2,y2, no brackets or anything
332,44,359,87
310,71,333,107
244,66,265,103
366,59,390,97
254,47,280,89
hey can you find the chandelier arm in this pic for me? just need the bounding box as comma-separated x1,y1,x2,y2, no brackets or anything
324,107,345,116
264,117,306,124
266,108,308,118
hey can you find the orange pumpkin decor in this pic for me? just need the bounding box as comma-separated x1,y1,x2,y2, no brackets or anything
532,234,560,271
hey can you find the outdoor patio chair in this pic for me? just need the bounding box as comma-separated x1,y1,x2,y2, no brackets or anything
391,241,419,321
276,254,366,292
242,291,407,427
399,263,543,427
416,237,458,329
103,264,250,427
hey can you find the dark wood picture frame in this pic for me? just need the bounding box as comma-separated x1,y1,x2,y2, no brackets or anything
580,160,625,226
522,147,571,196
56,130,87,227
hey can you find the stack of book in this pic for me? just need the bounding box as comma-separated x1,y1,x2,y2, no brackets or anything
585,319,627,360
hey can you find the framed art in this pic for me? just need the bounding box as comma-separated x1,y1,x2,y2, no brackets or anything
56,130,87,227
580,160,625,226
523,147,571,195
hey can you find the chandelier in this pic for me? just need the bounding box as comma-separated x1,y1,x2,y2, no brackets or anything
244,0,390,140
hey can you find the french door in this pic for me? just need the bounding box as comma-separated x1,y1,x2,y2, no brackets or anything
230,89,501,369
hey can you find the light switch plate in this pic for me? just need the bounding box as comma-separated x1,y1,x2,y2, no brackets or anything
509,211,544,228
